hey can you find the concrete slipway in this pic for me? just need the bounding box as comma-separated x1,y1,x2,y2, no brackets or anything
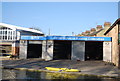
1,59,120,78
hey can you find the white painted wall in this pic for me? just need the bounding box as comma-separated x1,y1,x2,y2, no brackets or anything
19,40,28,59
42,40,47,59
103,42,112,62
42,40,53,61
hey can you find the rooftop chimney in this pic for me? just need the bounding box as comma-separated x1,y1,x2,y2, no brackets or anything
77,34,82,36
96,25,102,31
103,22,111,33
86,30,90,33
90,28,96,33
104,22,111,27
85,30,90,35
81,32,85,35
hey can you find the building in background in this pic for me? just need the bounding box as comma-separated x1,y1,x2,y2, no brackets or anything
104,18,120,67
77,22,111,37
0,23,44,56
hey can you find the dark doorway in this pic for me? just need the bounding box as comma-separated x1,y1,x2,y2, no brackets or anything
27,44,42,58
85,41,103,60
53,41,71,60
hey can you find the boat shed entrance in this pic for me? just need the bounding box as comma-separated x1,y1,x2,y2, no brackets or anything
20,36,112,62
27,41,42,58
19,36,46,59
53,40,72,60
85,41,103,60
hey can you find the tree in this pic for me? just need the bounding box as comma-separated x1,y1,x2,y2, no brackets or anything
30,27,42,31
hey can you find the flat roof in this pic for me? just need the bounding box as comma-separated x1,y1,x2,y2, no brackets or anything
20,36,112,41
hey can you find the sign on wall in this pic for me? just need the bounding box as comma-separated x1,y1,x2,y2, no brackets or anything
21,36,112,41
21,36,46,40
47,36,111,41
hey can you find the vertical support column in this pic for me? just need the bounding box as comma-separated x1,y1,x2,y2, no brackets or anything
19,40,28,59
7,28,8,40
42,40,46,59
103,42,112,62
12,41,19,55
3,29,4,40
46,40,54,60
12,30,14,40
71,41,85,61
42,40,53,61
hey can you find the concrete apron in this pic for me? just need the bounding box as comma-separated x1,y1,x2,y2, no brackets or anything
2,60,120,78
2,66,120,78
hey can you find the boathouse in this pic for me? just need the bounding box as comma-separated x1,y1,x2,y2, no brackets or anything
0,23,44,56
20,36,112,63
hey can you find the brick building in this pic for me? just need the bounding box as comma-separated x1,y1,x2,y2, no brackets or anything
78,22,111,37
104,18,120,67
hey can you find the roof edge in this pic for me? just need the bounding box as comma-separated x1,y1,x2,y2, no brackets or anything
104,18,120,35
0,23,44,34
